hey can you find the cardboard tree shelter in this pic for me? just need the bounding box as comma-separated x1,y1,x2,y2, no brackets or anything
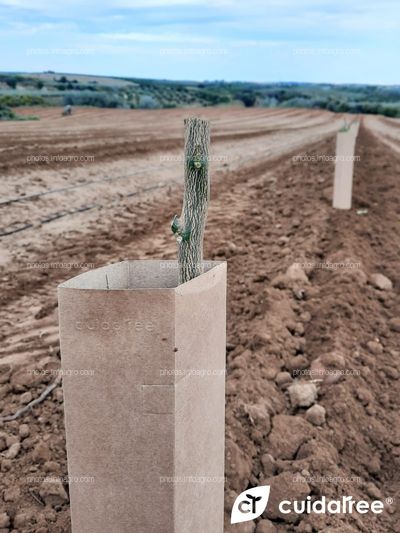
58,119,226,533
333,120,360,210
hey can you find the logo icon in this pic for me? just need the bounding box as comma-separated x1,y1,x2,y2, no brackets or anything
231,486,270,524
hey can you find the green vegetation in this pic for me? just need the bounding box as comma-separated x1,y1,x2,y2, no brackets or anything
0,104,39,121
63,91,122,108
237,91,257,107
0,72,400,118
0,94,45,107
0,105,15,120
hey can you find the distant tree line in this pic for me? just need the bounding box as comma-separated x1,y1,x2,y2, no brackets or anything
1,73,400,117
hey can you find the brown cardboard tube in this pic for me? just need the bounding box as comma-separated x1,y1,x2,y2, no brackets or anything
58,260,226,533
333,123,359,210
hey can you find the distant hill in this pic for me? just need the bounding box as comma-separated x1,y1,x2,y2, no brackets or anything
1,71,400,118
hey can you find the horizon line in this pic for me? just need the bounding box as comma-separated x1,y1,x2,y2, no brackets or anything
1,71,398,88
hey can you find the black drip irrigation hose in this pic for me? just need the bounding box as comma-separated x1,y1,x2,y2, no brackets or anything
0,167,161,207
0,182,174,238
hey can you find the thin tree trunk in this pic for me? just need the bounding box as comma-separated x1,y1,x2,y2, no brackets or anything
172,117,210,284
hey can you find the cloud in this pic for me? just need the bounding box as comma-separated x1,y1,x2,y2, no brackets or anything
6,20,74,31
99,32,216,43
116,0,205,6
0,0,212,10
0,0,399,83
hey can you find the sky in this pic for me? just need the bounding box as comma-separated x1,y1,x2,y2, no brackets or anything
0,0,399,84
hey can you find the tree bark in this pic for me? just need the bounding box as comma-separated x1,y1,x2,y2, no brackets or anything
172,117,210,284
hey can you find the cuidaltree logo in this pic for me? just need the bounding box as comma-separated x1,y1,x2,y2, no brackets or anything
231,486,271,524
231,485,388,524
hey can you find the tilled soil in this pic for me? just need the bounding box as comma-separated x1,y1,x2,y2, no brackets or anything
223,124,400,533
0,114,399,532
364,115,400,156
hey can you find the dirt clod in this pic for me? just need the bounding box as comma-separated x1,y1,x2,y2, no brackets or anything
0,513,10,529
5,442,21,460
39,479,69,507
305,404,326,426
369,273,393,291
268,415,312,460
288,381,318,408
